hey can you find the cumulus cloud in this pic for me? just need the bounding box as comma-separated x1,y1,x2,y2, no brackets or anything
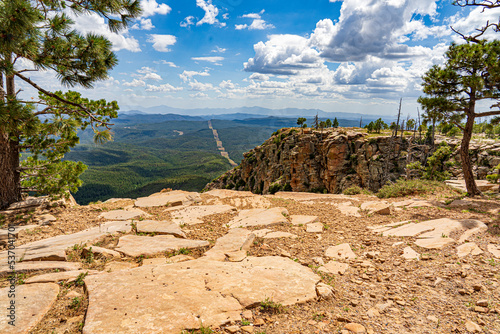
190,92,209,98
180,16,195,27
131,18,155,30
145,84,183,92
211,46,227,53
189,80,215,91
140,0,171,17
196,0,226,27
143,72,162,81
219,80,236,89
449,5,500,42
69,12,140,52
123,79,146,87
236,10,275,30
192,56,224,65
147,34,177,52
249,73,270,81
180,70,210,82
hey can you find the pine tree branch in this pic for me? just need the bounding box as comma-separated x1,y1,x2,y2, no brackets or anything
475,110,500,117
14,72,113,129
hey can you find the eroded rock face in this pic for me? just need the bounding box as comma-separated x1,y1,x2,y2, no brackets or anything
83,256,320,334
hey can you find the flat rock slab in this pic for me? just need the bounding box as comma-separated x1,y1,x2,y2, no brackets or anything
37,214,57,225
135,190,201,208
169,205,235,225
115,235,209,257
0,283,59,334
445,179,496,192
487,244,500,258
360,201,392,215
306,223,324,233
402,246,420,260
263,231,298,239
7,197,49,210
457,243,483,257
318,261,349,275
325,243,356,260
0,261,82,278
99,208,149,220
0,220,132,262
136,220,186,238
204,228,255,261
227,196,271,209
104,261,138,272
25,270,99,284
84,256,320,334
334,203,361,217
290,215,319,226
271,192,352,202
83,246,122,259
415,237,456,249
253,229,273,237
227,207,289,229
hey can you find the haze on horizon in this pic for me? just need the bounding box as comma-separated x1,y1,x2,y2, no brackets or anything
15,0,500,116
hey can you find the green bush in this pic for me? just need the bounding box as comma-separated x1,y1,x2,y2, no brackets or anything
268,183,282,194
377,178,461,198
343,186,362,195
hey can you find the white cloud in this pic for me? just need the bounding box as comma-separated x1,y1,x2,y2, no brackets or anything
196,0,226,27
153,60,179,67
190,92,209,98
69,12,140,52
147,34,177,52
145,84,183,92
249,73,270,81
449,6,500,42
211,46,227,53
180,70,210,82
140,0,171,17
131,18,155,30
192,56,224,65
236,10,274,30
219,80,236,89
123,79,146,87
189,80,215,91
180,16,195,27
143,72,162,81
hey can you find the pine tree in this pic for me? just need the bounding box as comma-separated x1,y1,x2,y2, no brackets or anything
418,41,500,196
0,0,142,209
313,113,319,129
332,117,339,128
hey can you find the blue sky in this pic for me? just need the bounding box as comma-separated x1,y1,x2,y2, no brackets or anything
17,0,500,115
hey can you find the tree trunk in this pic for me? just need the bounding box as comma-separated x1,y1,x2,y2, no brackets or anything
461,114,481,196
0,59,22,209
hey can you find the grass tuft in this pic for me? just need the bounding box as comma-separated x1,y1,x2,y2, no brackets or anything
376,179,461,198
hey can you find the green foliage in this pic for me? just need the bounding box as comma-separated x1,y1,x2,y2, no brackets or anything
333,117,339,128
260,298,284,314
0,0,141,206
343,186,362,195
377,179,461,198
268,182,282,195
296,117,306,127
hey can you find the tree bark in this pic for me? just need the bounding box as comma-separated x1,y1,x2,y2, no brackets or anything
461,113,481,196
0,57,22,209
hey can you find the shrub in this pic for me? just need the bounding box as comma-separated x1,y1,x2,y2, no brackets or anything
268,183,282,195
377,178,461,198
343,186,362,195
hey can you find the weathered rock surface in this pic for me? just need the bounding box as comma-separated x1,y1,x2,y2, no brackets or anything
115,235,209,257
136,220,186,238
487,244,500,258
318,261,349,275
263,231,298,239
402,246,420,260
134,190,201,208
25,270,98,284
415,237,456,249
325,243,356,260
204,228,255,261
0,220,132,262
290,215,319,226
360,201,392,215
169,205,235,225
99,208,149,220
83,246,122,259
306,222,324,233
84,257,320,334
0,283,59,334
0,261,82,277
456,242,483,257
335,203,361,217
0,224,39,244
227,207,289,229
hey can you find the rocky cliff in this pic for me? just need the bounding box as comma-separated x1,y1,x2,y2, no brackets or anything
206,128,500,195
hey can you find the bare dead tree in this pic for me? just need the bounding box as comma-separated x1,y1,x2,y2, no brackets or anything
452,1,500,42
394,98,402,137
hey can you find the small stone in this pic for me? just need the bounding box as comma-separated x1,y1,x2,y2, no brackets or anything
225,250,247,262
351,300,359,307
38,214,57,226
65,291,81,299
427,315,439,323
306,222,324,233
254,318,265,326
476,300,488,307
366,251,378,259
367,308,379,318
402,246,420,260
242,310,253,320
458,289,468,295
344,322,366,333
473,284,482,292
226,325,239,333
465,320,482,332
312,257,325,266
396,300,406,306
474,306,488,313
316,283,335,300
241,326,253,333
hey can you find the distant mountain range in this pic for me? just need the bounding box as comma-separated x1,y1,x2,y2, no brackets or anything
120,105,396,122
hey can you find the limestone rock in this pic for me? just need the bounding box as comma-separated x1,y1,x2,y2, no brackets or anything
115,235,209,257
204,228,255,261
0,224,39,244
465,320,482,332
225,250,247,262
263,231,297,239
83,246,121,259
325,243,356,260
0,283,59,334
252,229,272,237
335,203,361,217
290,215,319,226
456,242,483,257
169,205,235,226
136,220,186,238
415,237,455,249
344,322,366,333
402,247,420,260
37,214,57,225
104,261,138,272
487,244,500,258
143,258,167,266
316,282,334,299
227,207,289,229
360,201,392,215
7,197,49,210
84,256,320,334
318,261,349,275
306,222,324,233
25,270,98,284
135,190,201,208
166,254,195,263
99,208,149,220
0,261,82,278
204,189,254,199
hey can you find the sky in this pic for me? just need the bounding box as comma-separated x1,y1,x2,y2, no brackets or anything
15,0,500,116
